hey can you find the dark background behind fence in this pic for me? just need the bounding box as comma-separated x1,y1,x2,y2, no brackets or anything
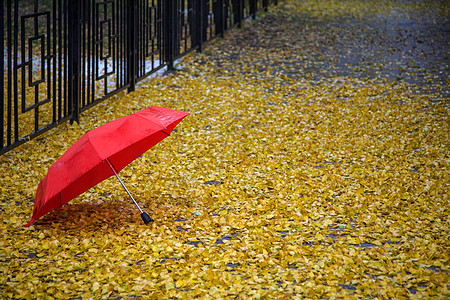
1,0,277,155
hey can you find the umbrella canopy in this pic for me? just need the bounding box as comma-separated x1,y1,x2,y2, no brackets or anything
26,106,189,226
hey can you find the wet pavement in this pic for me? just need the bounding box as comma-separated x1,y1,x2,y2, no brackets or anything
194,0,449,98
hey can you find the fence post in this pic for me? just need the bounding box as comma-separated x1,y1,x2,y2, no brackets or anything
127,0,138,92
250,0,257,18
234,0,242,27
68,0,81,124
0,0,4,149
202,0,208,43
164,0,177,69
215,0,224,37
196,0,203,52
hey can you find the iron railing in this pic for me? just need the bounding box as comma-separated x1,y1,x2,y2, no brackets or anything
1,0,277,155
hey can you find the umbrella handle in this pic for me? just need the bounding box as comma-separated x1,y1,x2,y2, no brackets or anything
105,159,154,224
141,212,153,224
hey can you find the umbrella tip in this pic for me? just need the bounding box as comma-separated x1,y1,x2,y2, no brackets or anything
25,218,35,227
141,212,154,225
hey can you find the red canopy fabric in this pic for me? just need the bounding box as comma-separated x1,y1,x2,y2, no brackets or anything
26,106,189,226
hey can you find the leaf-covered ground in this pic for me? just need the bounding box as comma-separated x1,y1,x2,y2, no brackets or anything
1,0,449,298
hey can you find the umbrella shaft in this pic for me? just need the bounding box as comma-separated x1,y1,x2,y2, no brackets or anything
106,159,143,214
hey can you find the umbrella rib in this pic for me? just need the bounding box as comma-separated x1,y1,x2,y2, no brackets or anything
105,158,144,214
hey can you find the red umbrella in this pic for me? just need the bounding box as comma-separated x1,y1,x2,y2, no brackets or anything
25,106,189,227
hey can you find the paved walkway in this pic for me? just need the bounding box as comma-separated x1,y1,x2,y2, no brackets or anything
193,0,449,98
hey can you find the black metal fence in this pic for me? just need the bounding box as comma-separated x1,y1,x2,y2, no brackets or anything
1,0,277,155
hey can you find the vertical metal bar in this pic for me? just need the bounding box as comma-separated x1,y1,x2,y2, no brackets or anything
216,0,224,37
33,1,39,132
112,0,117,89
151,0,155,68
137,0,141,77
106,3,110,94
197,0,203,51
80,0,86,108
224,0,228,31
165,0,179,69
120,0,124,87
127,0,137,92
183,0,187,52
103,2,107,95
20,10,25,113
236,0,242,28
125,0,129,85
90,0,95,104
63,0,68,116
156,0,160,67
157,0,162,65
52,0,57,123
117,0,121,86
0,0,4,149
57,0,62,119
140,0,144,77
47,1,51,118
147,0,150,72
180,0,184,52
13,0,18,142
172,0,176,68
68,0,81,124
175,0,179,60
250,0,256,19
6,0,12,146
203,0,207,42
164,0,171,68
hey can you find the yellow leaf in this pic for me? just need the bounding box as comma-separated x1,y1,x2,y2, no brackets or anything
92,282,100,292
176,279,186,288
